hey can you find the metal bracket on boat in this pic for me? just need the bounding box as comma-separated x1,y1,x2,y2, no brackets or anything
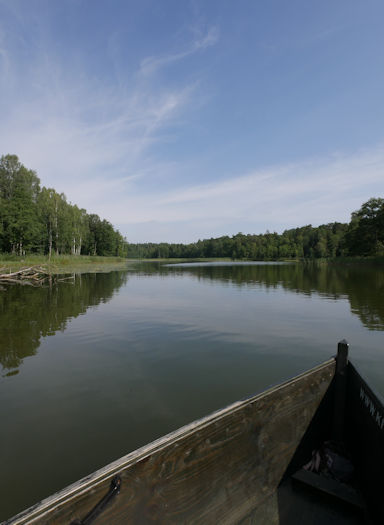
70,475,121,525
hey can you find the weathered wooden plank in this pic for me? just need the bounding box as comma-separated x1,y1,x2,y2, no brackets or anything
5,359,336,525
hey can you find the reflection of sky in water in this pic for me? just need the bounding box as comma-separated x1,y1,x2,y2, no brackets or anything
1,263,384,521
165,261,293,267
106,276,350,345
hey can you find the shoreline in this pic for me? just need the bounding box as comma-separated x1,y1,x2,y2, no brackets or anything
0,255,134,274
0,254,383,275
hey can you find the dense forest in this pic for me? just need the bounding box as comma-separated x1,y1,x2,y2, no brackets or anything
0,155,128,257
127,197,384,260
1,154,383,260
127,223,348,259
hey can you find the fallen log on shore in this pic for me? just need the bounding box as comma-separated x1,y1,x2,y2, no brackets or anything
0,266,74,287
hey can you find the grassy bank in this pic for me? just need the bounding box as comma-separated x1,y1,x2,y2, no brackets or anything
1,254,382,275
0,254,133,274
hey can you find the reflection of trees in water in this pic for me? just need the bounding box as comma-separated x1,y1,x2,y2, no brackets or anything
139,262,384,331
2,263,382,374
346,269,384,331
0,272,128,372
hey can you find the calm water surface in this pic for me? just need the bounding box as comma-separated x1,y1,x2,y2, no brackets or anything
1,261,384,520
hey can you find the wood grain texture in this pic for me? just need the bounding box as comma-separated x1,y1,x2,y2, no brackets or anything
5,359,336,525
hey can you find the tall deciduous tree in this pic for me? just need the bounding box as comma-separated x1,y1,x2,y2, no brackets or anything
0,153,126,258
0,155,41,255
345,198,384,256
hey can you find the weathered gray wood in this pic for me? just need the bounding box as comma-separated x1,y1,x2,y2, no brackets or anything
5,359,336,525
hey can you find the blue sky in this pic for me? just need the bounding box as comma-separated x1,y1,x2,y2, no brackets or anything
1,0,384,242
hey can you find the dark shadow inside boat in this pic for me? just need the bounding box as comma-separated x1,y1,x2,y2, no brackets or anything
271,357,383,525
276,380,365,524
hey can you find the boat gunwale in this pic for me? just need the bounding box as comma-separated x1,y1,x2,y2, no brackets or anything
348,360,384,406
6,357,336,525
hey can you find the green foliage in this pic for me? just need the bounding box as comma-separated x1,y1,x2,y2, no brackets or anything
126,222,349,260
127,201,384,261
0,154,128,258
344,198,384,256
0,271,128,370
0,155,42,254
1,154,382,261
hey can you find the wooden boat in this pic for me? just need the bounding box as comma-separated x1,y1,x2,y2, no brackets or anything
4,340,383,525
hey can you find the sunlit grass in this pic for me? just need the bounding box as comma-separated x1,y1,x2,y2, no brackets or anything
0,254,131,273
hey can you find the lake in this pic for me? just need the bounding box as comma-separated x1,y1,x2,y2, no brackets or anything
1,261,384,520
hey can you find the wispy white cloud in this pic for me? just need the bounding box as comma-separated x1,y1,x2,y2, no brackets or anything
2,21,383,244
0,13,200,210
1,5,383,245
110,144,384,242
139,26,219,76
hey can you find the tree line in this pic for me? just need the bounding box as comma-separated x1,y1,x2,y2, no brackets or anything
2,154,383,260
127,198,384,260
0,154,128,257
